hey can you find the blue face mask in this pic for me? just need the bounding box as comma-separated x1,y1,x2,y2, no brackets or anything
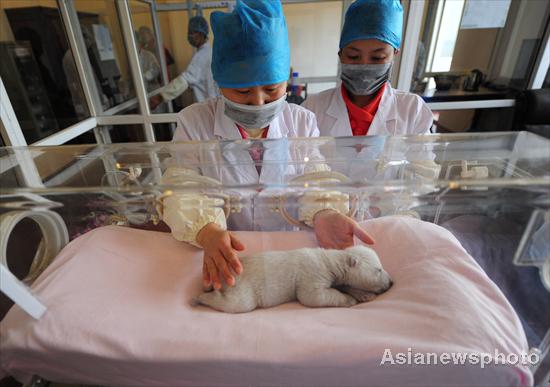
223,94,286,130
341,62,392,96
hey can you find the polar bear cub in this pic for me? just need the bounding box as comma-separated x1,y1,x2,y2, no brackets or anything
195,245,392,313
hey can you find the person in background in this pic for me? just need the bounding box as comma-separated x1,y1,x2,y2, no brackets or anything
302,0,433,136
138,26,175,79
150,16,218,109
161,0,374,291
136,30,162,93
63,25,110,119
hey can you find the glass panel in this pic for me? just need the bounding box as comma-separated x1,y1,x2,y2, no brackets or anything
543,66,550,88
153,123,175,142
1,132,548,194
54,123,150,144
65,129,97,145
0,0,90,143
130,0,170,114
427,0,466,73
153,1,343,109
102,122,147,143
73,0,138,114
153,3,219,112
412,0,550,101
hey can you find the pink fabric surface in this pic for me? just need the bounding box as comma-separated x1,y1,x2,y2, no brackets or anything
1,217,531,386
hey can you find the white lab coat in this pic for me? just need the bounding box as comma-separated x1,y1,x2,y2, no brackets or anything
302,83,433,136
161,42,218,103
302,84,437,220
173,97,319,141
163,99,347,244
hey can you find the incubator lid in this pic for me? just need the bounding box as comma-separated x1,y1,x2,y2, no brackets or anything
0,131,548,195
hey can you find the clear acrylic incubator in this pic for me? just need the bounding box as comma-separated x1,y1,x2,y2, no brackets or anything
0,131,549,386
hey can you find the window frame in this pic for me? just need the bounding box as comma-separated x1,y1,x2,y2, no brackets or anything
1,0,549,147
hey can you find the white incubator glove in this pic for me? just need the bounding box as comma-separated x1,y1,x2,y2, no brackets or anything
293,169,352,227
159,167,226,247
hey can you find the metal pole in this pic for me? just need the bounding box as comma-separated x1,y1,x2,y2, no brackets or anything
0,77,27,146
58,0,110,144
529,16,550,89
58,0,103,117
151,1,170,88
117,0,156,142
150,0,175,118
397,0,424,91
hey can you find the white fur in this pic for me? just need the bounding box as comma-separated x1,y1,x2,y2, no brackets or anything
195,245,392,313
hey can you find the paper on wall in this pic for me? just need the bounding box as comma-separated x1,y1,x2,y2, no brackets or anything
93,24,115,61
460,0,512,29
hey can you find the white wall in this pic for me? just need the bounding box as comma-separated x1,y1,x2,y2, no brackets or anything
284,1,342,93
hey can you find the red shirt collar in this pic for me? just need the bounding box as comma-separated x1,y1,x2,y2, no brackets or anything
236,124,269,139
341,83,386,136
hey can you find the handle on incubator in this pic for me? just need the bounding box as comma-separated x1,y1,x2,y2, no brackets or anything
155,191,233,221
289,170,352,184
279,170,358,228
278,193,358,228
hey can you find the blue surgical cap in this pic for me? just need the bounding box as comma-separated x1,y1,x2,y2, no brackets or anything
189,16,209,36
340,0,403,49
210,0,290,88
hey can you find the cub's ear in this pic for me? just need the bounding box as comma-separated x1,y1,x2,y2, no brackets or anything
347,255,358,267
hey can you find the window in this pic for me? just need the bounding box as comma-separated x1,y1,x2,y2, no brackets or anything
412,0,549,92
283,1,343,94
74,0,138,114
0,0,89,143
130,0,171,114
426,0,465,73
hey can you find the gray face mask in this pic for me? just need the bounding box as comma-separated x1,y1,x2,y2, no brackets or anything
340,62,392,96
223,94,286,130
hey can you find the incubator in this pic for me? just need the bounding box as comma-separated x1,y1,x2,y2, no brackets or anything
0,131,548,386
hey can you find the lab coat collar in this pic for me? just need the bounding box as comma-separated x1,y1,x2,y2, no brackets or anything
326,82,353,137
214,98,242,140
197,41,210,52
368,83,398,136
213,98,290,140
326,82,398,137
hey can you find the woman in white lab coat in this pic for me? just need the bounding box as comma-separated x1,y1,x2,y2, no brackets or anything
302,0,433,137
150,16,219,108
162,0,374,291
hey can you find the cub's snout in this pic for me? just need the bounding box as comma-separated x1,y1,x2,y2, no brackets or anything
374,271,392,294
344,245,393,295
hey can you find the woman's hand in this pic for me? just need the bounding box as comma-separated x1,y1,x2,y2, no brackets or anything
196,223,245,290
149,94,163,110
313,209,375,249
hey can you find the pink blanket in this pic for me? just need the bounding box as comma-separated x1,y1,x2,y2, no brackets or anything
1,217,531,386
